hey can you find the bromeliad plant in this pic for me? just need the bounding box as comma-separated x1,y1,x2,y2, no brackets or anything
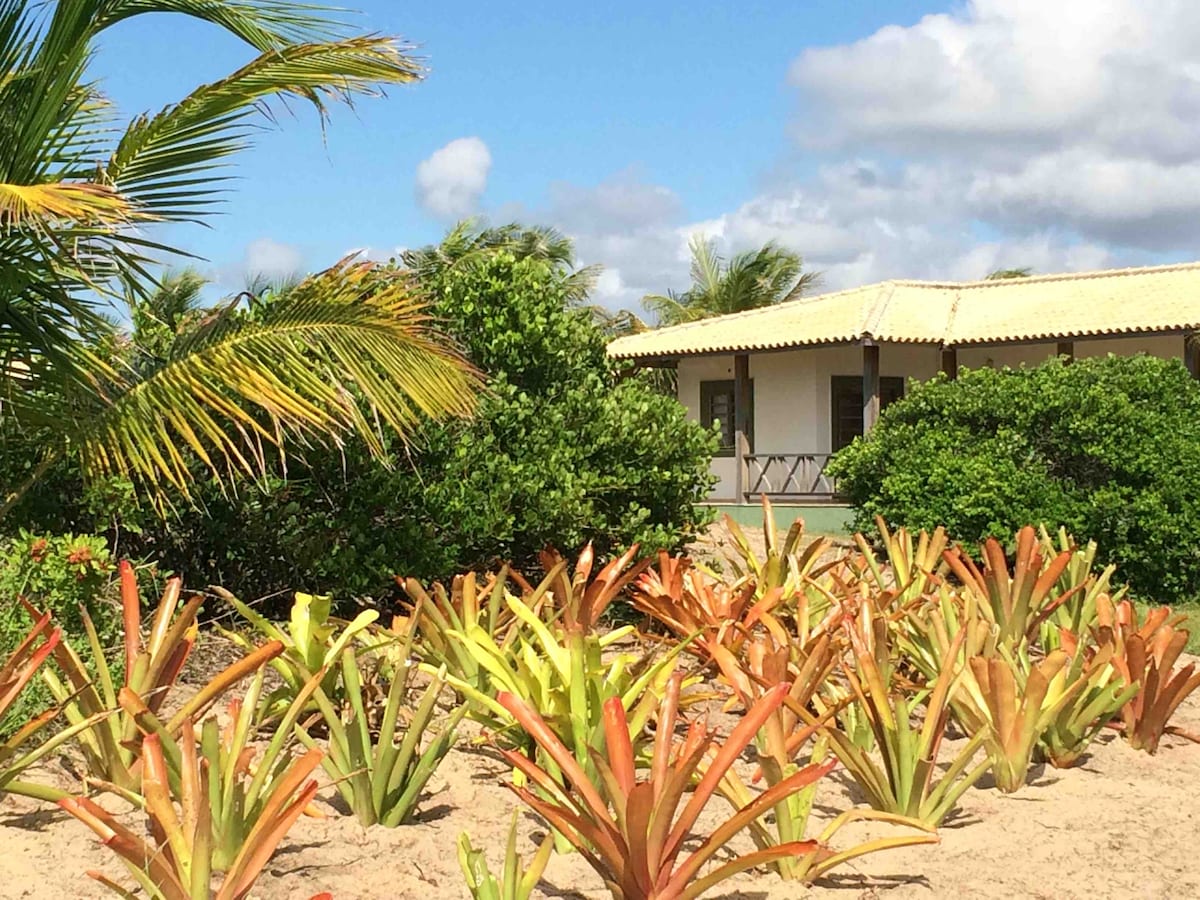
942,527,1079,649
1036,527,1126,650
297,645,464,827
422,546,692,778
1,611,112,800
1035,633,1138,768
1093,596,1200,753
217,587,379,722
498,675,936,899
631,552,788,662
159,667,330,871
849,518,948,604
720,496,834,601
957,650,1093,792
458,811,554,900
708,632,853,881
33,562,284,791
60,726,323,900
820,599,989,827
404,567,551,693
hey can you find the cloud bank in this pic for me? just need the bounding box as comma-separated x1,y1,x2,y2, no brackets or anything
531,1,1200,311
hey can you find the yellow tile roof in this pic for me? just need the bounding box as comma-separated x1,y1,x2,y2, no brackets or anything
607,261,1200,359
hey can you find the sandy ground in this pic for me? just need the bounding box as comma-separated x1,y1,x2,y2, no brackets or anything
1,671,1198,900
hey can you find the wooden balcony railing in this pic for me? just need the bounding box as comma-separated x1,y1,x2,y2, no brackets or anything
742,452,837,501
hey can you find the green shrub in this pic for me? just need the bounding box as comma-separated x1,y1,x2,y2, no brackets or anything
827,354,1200,604
0,532,120,736
118,251,716,609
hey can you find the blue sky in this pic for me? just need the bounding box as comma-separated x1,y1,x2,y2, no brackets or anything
90,1,1200,306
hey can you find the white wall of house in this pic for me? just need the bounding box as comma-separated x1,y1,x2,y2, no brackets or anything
678,333,1187,501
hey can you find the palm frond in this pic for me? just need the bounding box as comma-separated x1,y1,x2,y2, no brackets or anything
563,263,601,304
778,267,823,303
71,259,479,504
0,180,134,228
106,37,424,223
590,306,650,337
642,236,820,325
92,1,355,50
642,290,701,327
688,235,724,299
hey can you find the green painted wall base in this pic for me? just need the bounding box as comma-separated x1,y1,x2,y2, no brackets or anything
706,503,854,536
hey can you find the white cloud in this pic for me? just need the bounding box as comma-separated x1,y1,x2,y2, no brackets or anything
784,0,1200,249
523,170,693,310
788,0,1194,156
468,3,1196,315
415,137,492,220
216,237,306,289
244,237,304,278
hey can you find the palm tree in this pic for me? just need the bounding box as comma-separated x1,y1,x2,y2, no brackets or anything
402,219,599,302
0,2,478,513
985,267,1034,280
405,220,662,343
129,269,209,363
642,236,822,326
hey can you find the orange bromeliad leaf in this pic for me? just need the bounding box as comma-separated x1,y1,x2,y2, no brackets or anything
942,527,1080,646
498,673,932,899
631,552,788,662
1097,596,1200,753
25,561,286,792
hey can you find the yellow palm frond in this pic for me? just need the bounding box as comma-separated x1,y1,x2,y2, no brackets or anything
0,181,139,229
72,260,479,505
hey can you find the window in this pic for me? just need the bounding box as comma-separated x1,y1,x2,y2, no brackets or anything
830,376,904,452
701,379,753,457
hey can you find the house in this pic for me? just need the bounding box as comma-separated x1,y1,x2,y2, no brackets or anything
607,262,1200,530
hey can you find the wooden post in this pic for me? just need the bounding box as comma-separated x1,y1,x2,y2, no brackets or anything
862,342,880,435
1186,334,1200,379
940,347,958,380
1057,340,1074,362
733,353,751,502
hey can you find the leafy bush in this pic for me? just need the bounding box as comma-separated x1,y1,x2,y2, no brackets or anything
0,532,118,737
121,251,715,607
828,355,1200,604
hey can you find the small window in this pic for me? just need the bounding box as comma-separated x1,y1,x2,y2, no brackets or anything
831,376,904,452
701,379,754,457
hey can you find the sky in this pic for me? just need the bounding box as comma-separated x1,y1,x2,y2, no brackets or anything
91,1,1200,310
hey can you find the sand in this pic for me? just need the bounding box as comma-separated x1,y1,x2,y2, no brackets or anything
2,672,1198,900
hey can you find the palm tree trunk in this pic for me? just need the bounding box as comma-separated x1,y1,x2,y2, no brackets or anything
0,450,60,520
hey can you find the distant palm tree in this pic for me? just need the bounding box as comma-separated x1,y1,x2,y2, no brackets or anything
985,267,1034,280
402,220,599,302
129,269,208,362
642,236,822,326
